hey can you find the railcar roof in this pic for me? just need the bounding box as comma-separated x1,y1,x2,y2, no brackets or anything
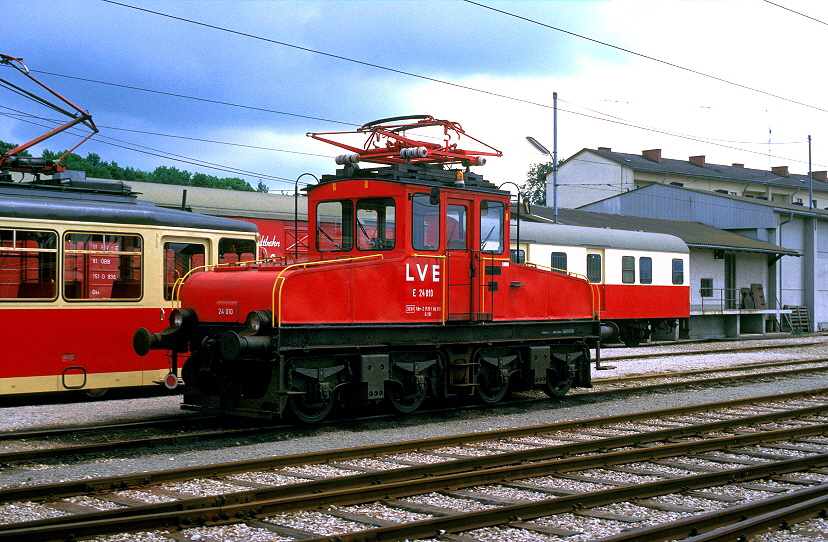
0,182,258,233
514,221,690,254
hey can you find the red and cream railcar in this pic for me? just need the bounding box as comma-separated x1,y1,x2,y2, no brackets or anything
513,221,690,346
0,178,258,396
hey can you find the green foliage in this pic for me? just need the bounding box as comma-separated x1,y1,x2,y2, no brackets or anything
256,180,269,193
0,141,31,157
16,145,255,191
523,161,553,205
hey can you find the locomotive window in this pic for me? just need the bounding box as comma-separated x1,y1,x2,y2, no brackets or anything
672,258,685,285
218,238,257,264
63,233,142,300
164,242,206,301
0,228,57,300
639,257,653,284
446,205,467,250
586,253,602,283
412,193,439,251
551,252,567,274
480,200,504,253
356,198,396,250
316,201,353,252
621,256,635,284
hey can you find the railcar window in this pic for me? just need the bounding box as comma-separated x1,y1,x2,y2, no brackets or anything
701,278,714,297
356,198,396,250
63,233,142,300
586,254,602,283
621,256,635,283
164,243,206,300
672,258,685,285
316,201,353,252
218,238,257,264
510,249,525,264
412,193,439,251
551,252,567,274
446,205,467,250
480,201,504,253
0,229,57,300
639,257,653,284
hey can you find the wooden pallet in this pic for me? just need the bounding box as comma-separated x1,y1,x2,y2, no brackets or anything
783,305,811,333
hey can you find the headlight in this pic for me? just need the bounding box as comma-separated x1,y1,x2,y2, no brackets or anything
170,308,197,328
245,310,272,333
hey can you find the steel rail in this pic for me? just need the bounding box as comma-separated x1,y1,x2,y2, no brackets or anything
601,340,824,361
4,424,828,540
1,388,826,504
2,360,826,466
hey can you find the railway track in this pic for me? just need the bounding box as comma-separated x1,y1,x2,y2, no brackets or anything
2,356,827,466
2,389,828,540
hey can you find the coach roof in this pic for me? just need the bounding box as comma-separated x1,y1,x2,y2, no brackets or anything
514,221,689,254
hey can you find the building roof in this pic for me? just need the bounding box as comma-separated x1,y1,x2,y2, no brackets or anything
566,148,828,195
518,205,800,256
126,180,307,221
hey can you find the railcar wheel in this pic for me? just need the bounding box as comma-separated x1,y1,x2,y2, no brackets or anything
387,378,427,414
543,367,573,398
476,372,509,404
289,390,335,424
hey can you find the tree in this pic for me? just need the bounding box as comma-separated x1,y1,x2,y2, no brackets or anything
256,180,269,193
523,161,553,205
0,141,31,157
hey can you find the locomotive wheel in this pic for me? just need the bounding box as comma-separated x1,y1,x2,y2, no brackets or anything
289,389,335,423
387,379,427,414
543,366,573,398
476,371,509,404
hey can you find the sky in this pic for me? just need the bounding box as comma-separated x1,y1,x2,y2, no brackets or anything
3,0,828,197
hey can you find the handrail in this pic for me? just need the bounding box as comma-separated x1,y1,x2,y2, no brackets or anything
523,262,602,319
272,254,385,327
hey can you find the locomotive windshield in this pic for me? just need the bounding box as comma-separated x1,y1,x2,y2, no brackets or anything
356,198,396,250
480,200,505,253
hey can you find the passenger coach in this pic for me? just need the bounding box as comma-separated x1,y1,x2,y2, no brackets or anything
0,178,258,396
513,221,690,346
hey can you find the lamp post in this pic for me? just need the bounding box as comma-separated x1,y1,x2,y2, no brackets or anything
526,92,558,223
294,173,318,261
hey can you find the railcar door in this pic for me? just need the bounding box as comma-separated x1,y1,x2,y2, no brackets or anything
445,198,478,321
586,249,606,314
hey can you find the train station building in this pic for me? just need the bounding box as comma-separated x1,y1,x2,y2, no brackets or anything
551,148,828,336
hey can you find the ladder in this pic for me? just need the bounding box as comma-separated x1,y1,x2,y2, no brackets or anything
783,305,811,333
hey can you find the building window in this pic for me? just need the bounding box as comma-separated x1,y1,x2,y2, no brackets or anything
672,258,684,285
701,278,713,297
587,254,602,283
621,256,635,283
551,252,567,274
639,257,652,284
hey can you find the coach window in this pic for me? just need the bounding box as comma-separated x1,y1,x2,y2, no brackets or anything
510,249,525,264
412,193,439,251
356,198,396,250
218,238,257,264
586,253,602,283
480,200,504,253
316,201,353,252
551,252,567,274
0,229,57,300
64,233,142,300
164,242,205,300
621,256,635,283
672,258,685,285
639,257,653,284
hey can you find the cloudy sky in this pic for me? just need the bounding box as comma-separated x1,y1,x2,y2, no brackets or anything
2,0,827,195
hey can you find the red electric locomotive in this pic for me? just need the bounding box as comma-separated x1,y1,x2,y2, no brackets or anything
134,116,601,421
